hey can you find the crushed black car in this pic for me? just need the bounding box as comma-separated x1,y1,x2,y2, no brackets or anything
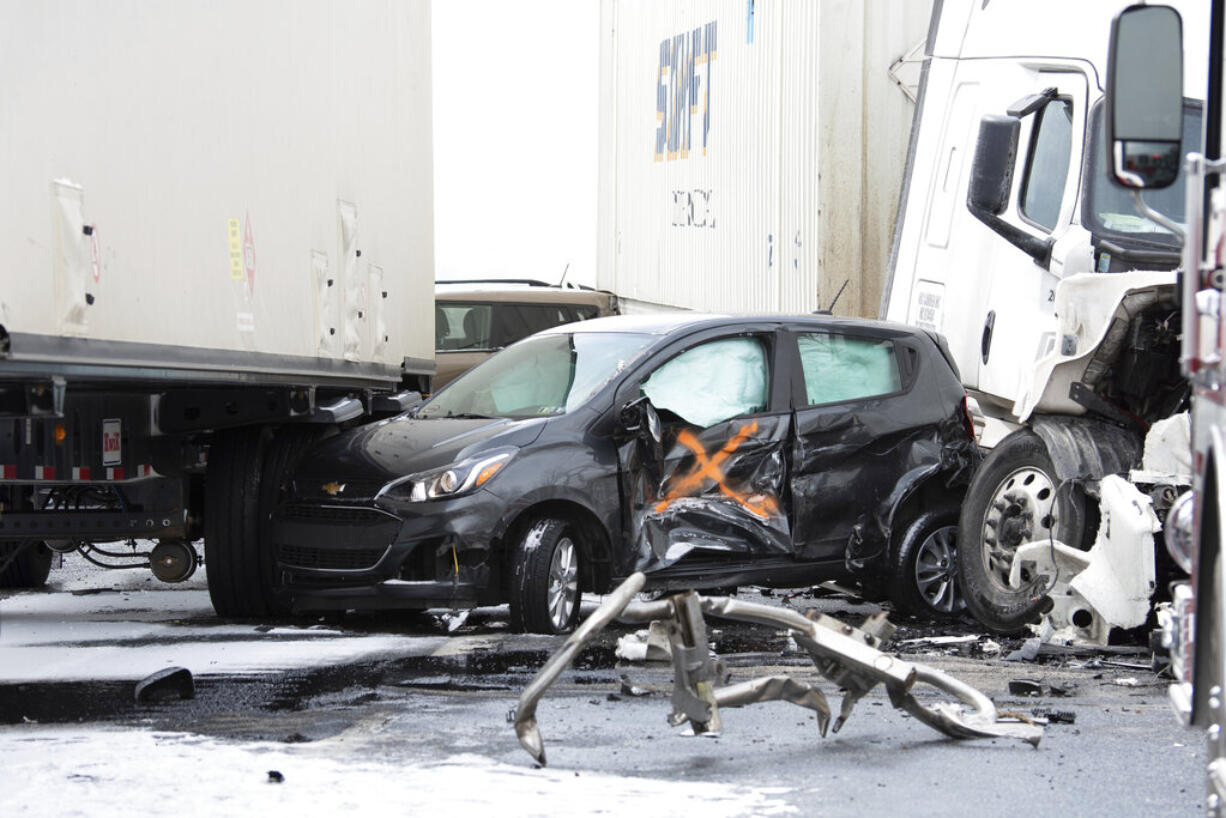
271,314,980,633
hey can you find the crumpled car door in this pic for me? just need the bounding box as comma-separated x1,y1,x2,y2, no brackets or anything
614,334,791,577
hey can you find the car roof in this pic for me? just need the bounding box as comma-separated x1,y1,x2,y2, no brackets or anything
435,281,615,307
544,312,935,340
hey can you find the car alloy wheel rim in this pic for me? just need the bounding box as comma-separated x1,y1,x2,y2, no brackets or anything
914,524,962,613
980,466,1059,591
547,536,579,630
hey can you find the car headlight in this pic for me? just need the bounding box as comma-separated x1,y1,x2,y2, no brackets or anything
374,448,515,504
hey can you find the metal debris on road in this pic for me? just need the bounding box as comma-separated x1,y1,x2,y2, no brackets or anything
511,573,1043,766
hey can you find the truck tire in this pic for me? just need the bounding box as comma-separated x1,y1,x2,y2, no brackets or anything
0,541,52,588
205,426,320,618
957,428,1090,633
890,509,962,618
508,517,583,634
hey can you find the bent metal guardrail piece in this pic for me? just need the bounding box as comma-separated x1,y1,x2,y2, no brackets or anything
511,573,1042,765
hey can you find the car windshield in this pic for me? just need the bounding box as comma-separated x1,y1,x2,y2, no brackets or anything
1086,101,1202,248
418,331,655,419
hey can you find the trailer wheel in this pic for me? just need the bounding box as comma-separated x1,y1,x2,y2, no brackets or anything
0,541,52,588
890,510,963,618
957,429,1090,633
205,426,320,618
508,517,583,634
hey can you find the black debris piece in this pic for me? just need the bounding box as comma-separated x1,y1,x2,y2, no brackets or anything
1008,679,1044,697
1033,709,1076,725
267,770,284,783
134,666,195,703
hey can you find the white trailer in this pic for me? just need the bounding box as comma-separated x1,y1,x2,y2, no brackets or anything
595,0,931,317
0,1,435,617
883,0,1207,641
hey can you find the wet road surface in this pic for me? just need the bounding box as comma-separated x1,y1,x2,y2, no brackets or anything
0,561,1208,817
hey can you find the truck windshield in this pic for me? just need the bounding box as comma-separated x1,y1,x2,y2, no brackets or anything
1086,101,1202,248
419,331,655,419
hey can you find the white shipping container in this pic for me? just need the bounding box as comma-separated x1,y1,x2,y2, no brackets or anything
0,0,434,381
597,0,930,317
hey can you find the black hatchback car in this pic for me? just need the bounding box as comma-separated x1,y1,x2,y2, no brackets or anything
272,314,979,633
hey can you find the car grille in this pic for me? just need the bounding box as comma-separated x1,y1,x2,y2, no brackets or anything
278,543,388,571
279,504,398,524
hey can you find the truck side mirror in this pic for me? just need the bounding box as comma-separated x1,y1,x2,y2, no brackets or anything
969,115,1020,215
1106,4,1184,189
966,113,1054,269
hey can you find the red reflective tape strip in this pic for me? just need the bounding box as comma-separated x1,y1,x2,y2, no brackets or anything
34,466,55,480
1,465,15,479
106,467,125,480
73,467,91,480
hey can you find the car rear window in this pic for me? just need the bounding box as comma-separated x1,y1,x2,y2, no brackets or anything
797,333,901,405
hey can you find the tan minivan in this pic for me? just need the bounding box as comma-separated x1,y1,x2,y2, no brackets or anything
434,280,619,389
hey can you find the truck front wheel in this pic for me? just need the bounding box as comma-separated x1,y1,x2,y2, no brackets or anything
205,426,319,618
957,429,1090,633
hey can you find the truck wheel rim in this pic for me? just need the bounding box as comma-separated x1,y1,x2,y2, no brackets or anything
547,536,579,630
981,466,1059,591
914,524,961,613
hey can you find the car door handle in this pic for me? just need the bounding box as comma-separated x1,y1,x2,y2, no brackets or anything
981,310,995,365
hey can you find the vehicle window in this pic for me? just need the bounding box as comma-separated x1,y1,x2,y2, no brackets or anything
490,304,593,348
436,303,492,350
1020,98,1073,231
418,331,654,419
797,333,900,405
1087,102,1200,242
641,337,768,428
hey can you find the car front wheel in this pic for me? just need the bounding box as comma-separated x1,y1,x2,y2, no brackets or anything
509,517,582,634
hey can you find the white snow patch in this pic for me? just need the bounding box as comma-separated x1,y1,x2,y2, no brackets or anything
0,586,446,683
0,726,798,817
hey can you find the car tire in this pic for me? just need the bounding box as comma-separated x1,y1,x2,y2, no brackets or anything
508,517,582,635
890,509,962,618
0,541,52,588
957,429,1090,633
205,426,320,618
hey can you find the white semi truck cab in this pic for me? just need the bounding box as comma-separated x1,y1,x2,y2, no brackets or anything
884,0,1207,638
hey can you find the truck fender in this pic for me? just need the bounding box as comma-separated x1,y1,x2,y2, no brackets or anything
1028,415,1143,486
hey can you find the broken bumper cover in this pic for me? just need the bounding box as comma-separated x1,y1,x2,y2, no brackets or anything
272,491,504,611
511,573,1043,766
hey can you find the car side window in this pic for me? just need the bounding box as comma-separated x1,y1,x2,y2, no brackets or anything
1019,97,1073,231
797,333,901,406
641,336,768,427
437,303,492,350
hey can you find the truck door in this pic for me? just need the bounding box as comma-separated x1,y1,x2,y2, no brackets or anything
975,71,1089,404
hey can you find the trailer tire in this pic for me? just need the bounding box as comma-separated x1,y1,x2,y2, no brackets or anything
508,517,583,635
0,541,52,588
957,429,1091,633
205,426,321,618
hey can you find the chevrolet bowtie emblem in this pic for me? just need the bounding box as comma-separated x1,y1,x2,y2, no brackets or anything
321,481,346,496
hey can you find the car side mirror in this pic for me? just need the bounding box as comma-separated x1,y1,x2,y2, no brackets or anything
618,396,662,444
1106,4,1184,189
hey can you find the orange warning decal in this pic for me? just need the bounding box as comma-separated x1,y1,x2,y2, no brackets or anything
654,420,779,519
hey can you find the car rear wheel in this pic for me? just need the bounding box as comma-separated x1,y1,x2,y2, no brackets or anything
508,517,582,634
890,510,962,617
957,429,1090,633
